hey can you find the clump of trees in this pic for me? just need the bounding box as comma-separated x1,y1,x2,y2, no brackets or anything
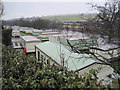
3,18,63,30
2,45,107,89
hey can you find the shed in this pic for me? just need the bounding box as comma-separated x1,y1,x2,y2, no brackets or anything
35,41,113,82
21,36,40,53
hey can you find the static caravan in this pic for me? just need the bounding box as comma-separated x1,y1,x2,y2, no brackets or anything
21,36,40,54
44,29,53,32
12,38,24,53
19,28,27,33
32,30,43,36
11,26,20,30
90,44,120,62
49,33,79,43
39,32,60,41
40,32,60,36
59,36,98,50
12,38,23,49
20,27,33,34
25,30,33,34
35,41,114,85
12,30,20,38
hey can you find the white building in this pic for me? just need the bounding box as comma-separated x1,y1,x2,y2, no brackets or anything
49,33,79,43
35,41,114,85
32,29,43,36
20,36,40,53
12,30,20,37
12,38,23,49
39,32,60,41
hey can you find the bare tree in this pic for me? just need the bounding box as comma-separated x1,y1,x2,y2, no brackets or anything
64,0,120,88
0,0,3,18
92,0,119,43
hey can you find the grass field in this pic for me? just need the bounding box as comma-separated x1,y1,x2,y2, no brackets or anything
41,13,96,22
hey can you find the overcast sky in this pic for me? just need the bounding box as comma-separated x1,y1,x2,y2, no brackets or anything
2,0,106,20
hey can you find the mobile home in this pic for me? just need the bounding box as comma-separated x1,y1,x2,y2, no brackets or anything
49,33,79,43
35,41,114,85
59,36,98,50
39,32,60,41
12,30,20,38
12,38,22,49
21,36,40,54
32,30,43,36
25,30,33,34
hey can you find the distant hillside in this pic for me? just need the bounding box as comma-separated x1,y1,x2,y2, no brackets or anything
41,13,96,22
4,13,96,23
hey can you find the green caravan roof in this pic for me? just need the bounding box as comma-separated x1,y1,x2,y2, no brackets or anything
59,38,97,50
36,41,101,71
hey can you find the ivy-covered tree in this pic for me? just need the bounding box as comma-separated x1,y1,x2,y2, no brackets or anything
2,28,12,46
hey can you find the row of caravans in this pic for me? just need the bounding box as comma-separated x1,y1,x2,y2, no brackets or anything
11,26,119,86
12,36,41,54
12,36,98,55
11,26,61,54
11,26,98,54
17,35,118,85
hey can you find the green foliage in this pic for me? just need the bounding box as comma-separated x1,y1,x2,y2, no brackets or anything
2,45,106,89
2,28,12,46
111,59,120,73
112,79,120,88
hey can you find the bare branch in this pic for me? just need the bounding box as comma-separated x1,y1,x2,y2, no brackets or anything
0,0,3,18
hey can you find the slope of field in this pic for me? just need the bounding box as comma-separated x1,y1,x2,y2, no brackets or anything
41,13,96,22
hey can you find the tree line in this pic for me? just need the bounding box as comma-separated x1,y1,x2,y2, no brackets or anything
3,17,63,30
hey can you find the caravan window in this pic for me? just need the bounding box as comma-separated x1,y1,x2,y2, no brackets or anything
38,51,40,61
47,58,50,65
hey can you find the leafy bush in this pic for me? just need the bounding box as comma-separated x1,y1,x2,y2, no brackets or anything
2,45,106,89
